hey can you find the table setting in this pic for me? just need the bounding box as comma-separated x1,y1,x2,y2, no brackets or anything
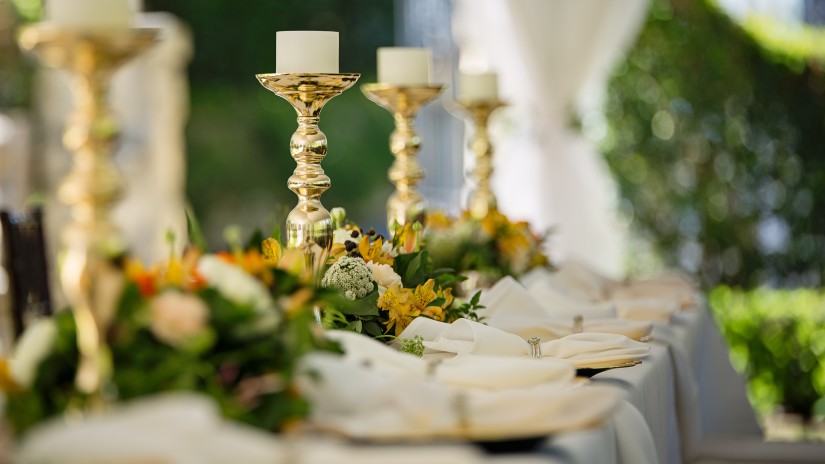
0,0,796,463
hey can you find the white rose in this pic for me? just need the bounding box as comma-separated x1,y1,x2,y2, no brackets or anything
150,292,209,347
10,318,57,388
197,255,280,332
366,261,402,296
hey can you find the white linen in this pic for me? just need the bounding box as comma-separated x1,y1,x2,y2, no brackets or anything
327,330,575,390
526,279,617,319
612,297,679,322
297,352,621,440
401,318,649,368
16,393,284,464
452,0,650,277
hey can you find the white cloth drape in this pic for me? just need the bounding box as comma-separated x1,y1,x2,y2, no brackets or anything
452,0,650,278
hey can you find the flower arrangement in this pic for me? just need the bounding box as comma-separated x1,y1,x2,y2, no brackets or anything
425,208,550,283
0,237,339,436
319,209,483,338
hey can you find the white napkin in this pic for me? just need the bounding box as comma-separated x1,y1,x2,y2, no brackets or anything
525,279,617,319
328,330,574,390
611,297,680,322
15,393,285,464
480,277,652,340
298,352,621,440
401,318,649,368
611,280,696,310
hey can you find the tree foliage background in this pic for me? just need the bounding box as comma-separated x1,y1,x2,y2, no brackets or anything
602,0,825,289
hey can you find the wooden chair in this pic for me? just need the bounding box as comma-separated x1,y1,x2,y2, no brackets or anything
0,208,52,339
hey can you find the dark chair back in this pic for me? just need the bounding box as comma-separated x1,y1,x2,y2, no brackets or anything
0,208,52,339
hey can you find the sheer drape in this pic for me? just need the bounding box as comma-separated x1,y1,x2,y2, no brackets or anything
452,0,649,277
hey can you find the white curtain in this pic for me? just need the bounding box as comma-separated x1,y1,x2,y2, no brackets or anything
452,0,650,278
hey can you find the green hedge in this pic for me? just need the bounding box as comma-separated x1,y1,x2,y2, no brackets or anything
603,0,825,288
710,286,825,420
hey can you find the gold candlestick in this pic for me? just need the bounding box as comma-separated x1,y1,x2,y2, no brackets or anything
256,74,359,262
361,84,443,232
451,100,506,219
18,24,158,398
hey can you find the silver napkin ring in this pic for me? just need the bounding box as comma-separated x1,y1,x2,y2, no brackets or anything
528,337,542,358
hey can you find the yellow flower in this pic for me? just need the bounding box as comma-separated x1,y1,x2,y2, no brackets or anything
0,358,21,394
411,279,445,322
393,223,421,254
262,238,283,266
426,210,453,229
359,236,394,265
377,284,418,335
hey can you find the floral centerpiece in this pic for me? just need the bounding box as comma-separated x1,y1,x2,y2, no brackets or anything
425,208,550,285
317,209,482,339
0,237,339,436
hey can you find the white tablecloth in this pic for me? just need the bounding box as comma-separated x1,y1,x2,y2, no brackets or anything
533,308,761,464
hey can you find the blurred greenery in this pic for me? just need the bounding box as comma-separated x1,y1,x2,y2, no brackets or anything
602,0,825,288
145,0,397,244
710,286,825,420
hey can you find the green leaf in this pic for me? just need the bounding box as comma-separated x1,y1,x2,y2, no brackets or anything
185,206,207,250
470,291,482,307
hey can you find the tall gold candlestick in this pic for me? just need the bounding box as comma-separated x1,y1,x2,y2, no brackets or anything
18,24,158,398
361,84,442,232
256,73,359,263
452,100,506,219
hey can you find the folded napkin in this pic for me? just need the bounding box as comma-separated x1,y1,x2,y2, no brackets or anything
525,278,617,319
400,318,649,368
610,279,696,309
15,393,285,464
328,330,574,390
481,277,652,340
611,297,680,322
298,352,621,440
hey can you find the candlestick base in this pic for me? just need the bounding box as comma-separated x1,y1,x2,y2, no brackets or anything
361,84,443,232
449,99,506,220
256,73,359,257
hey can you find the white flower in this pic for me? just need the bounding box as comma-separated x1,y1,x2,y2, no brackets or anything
197,255,279,331
333,228,354,245
321,256,374,300
10,318,57,388
366,261,402,296
150,292,209,347
381,240,398,258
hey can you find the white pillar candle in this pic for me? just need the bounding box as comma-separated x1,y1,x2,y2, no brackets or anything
377,47,431,86
276,31,338,74
46,0,135,29
458,72,499,102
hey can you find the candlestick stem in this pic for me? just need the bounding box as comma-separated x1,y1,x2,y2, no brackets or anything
256,73,359,267
451,100,506,219
362,84,442,232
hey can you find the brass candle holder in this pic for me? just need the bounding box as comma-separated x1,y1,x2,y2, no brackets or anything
361,84,443,232
18,24,159,399
256,73,359,266
451,100,506,219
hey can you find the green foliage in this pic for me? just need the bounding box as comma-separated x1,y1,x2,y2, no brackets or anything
603,0,825,287
399,335,425,357
4,257,341,436
710,286,825,420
